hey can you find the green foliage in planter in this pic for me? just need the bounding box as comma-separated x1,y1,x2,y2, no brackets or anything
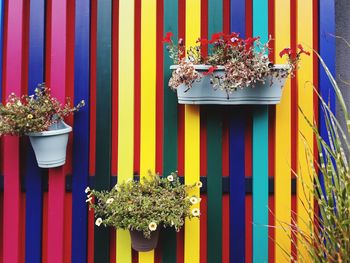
0,83,84,136
86,172,201,239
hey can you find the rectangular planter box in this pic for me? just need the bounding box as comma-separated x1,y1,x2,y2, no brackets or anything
170,64,290,105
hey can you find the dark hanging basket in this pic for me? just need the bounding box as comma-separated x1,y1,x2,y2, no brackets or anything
129,229,160,252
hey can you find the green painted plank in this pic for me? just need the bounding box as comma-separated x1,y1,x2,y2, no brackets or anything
207,0,223,261
94,0,112,262
252,0,269,261
162,0,178,262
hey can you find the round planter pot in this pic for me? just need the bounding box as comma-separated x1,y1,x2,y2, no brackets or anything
170,64,290,105
129,229,160,252
27,120,72,168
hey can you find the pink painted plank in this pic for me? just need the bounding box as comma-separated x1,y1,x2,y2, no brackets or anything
47,0,67,262
3,0,24,262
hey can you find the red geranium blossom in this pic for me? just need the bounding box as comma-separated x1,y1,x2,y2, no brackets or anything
209,32,224,44
279,47,292,58
245,37,259,51
203,66,218,76
163,32,173,43
297,44,310,56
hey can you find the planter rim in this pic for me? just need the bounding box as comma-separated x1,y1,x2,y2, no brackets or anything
27,120,72,137
170,64,290,71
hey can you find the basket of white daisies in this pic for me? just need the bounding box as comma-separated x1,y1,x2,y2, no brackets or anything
86,172,201,252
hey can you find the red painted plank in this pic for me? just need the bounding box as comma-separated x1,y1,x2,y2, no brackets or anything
222,194,230,263
88,200,95,263
134,0,141,175
47,1,68,261
3,0,24,261
245,195,252,263
111,0,119,176
246,0,252,37
20,193,26,263
156,0,164,174
64,193,72,263
200,195,208,263
110,230,116,263
89,0,97,176
0,193,3,261
176,228,184,263
42,192,48,263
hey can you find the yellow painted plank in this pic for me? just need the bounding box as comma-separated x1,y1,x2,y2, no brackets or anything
139,0,157,261
185,1,201,263
117,0,135,262
297,0,314,261
274,0,291,261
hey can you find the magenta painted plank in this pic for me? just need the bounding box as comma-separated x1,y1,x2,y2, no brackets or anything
3,0,24,262
47,0,67,262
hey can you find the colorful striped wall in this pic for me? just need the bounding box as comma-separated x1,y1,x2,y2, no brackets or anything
0,0,335,262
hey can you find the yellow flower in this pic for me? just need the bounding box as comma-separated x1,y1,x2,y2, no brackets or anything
27,114,33,119
148,222,157,231
196,181,202,188
191,208,200,217
95,218,103,226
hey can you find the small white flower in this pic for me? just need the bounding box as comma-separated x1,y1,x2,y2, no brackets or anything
171,221,175,226
17,101,22,106
167,175,174,182
6,102,10,107
114,184,119,190
95,218,103,226
86,197,92,203
126,178,133,183
148,222,157,231
85,187,91,193
191,208,200,217
190,196,199,205
196,181,202,188
106,198,114,204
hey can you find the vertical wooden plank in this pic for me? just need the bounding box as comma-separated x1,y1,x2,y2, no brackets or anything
162,0,178,261
252,0,269,261
94,0,112,261
3,0,24,261
47,0,67,262
229,1,246,261
297,0,314,260
72,0,90,262
319,0,336,138
25,0,45,262
117,0,134,262
0,0,3,99
184,1,201,262
139,0,157,262
207,0,223,262
274,0,291,261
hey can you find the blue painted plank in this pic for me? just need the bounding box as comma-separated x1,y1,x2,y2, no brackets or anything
230,1,246,262
25,1,45,262
72,1,90,262
252,0,269,262
229,108,246,263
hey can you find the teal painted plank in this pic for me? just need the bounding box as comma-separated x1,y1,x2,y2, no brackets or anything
162,0,178,262
207,0,223,262
252,0,269,261
94,0,112,262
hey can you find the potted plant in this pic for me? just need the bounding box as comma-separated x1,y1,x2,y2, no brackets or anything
86,172,201,252
163,31,309,105
0,83,85,168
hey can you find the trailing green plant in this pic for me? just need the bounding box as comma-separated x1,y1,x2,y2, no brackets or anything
277,50,350,262
86,172,201,239
0,83,85,136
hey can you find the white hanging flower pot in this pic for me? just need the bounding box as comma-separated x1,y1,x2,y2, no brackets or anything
170,64,290,105
27,120,72,168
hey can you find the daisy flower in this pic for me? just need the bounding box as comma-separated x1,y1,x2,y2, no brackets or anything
148,222,158,231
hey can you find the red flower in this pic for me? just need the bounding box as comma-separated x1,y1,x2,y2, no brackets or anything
163,32,173,43
297,44,310,56
279,47,292,58
203,66,218,76
245,37,259,51
209,32,224,44
197,38,209,45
